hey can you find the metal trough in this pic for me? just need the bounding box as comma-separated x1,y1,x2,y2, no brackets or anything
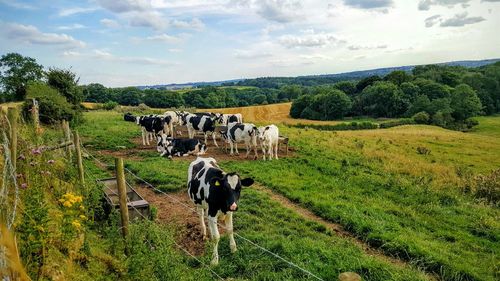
97,177,150,221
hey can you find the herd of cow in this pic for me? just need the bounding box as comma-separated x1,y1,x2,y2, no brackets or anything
124,110,280,161
123,110,283,266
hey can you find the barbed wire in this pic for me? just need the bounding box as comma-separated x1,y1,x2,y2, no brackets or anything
82,147,324,281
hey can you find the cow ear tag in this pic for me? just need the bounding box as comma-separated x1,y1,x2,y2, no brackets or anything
215,180,221,187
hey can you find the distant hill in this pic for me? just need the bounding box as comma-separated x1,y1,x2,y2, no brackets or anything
136,58,500,90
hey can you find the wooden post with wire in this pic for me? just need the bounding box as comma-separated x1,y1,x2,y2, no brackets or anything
73,131,84,185
7,107,18,170
115,157,129,253
62,120,72,157
31,98,40,134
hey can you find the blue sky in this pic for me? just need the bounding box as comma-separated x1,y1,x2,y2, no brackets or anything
1,0,499,87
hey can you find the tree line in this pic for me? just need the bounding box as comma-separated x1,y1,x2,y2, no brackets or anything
289,63,500,130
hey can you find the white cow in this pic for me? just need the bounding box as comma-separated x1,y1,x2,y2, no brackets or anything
258,125,279,160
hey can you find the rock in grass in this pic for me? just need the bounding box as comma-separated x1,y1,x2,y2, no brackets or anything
339,272,362,281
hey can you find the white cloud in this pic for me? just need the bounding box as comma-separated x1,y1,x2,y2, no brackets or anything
63,49,176,66
58,7,99,17
5,23,85,48
0,0,36,10
348,44,387,50
278,30,345,48
343,0,394,9
170,18,205,30
418,0,471,11
234,50,273,59
57,24,86,30
255,0,303,23
425,14,442,27
97,0,150,13
145,33,183,43
100,18,121,28
440,12,485,26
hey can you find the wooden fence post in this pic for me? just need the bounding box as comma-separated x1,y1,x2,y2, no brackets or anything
62,120,72,157
31,99,40,133
73,131,84,185
7,107,18,170
115,158,129,252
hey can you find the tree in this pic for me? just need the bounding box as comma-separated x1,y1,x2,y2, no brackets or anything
117,87,142,106
450,84,482,121
279,85,302,101
407,95,431,116
356,75,381,93
359,81,408,117
333,81,356,95
252,94,267,105
0,53,44,100
400,82,420,102
290,95,313,118
414,78,451,100
47,68,82,105
83,83,109,103
385,70,412,86
309,89,352,120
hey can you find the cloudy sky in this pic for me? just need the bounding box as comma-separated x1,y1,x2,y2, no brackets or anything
1,0,499,87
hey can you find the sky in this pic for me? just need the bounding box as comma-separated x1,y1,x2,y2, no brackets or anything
0,0,499,87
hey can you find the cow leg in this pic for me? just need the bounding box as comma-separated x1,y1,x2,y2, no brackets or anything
229,142,234,155
261,143,266,160
235,143,239,155
204,132,208,145
208,215,220,265
225,212,237,253
245,141,251,159
141,128,146,145
197,206,207,240
268,142,273,160
212,132,218,147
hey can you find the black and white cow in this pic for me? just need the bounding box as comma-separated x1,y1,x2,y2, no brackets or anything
136,115,166,145
124,112,136,122
156,134,207,158
162,111,182,137
220,113,243,125
187,157,254,265
223,122,258,159
184,114,219,147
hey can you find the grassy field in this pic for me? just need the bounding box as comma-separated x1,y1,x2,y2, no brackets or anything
78,109,499,280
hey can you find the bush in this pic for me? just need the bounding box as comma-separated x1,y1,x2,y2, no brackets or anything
292,121,378,131
23,82,79,124
465,118,479,129
473,169,500,205
137,103,151,112
103,101,118,110
412,111,430,124
379,118,416,129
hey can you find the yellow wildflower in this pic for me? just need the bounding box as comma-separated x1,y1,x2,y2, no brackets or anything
63,201,72,208
79,215,87,220
71,220,81,229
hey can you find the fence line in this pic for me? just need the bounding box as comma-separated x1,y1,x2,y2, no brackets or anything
82,147,325,281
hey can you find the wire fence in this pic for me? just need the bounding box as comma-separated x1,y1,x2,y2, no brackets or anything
82,147,325,281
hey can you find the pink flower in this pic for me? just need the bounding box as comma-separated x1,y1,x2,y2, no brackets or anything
30,161,37,166
21,183,27,189
31,148,41,155
18,154,26,160
47,160,55,164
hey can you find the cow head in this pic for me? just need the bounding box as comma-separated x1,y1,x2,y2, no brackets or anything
157,134,173,155
257,126,270,141
210,173,254,212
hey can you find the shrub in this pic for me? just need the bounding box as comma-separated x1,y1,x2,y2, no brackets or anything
291,121,378,131
412,111,430,124
473,169,500,205
103,101,118,111
464,118,479,129
22,82,79,124
416,146,431,155
137,103,151,112
379,118,416,129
